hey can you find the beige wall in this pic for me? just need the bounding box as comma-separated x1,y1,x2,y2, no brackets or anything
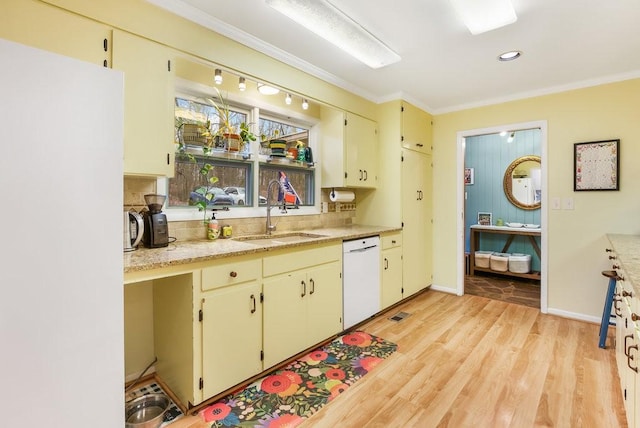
433,79,640,318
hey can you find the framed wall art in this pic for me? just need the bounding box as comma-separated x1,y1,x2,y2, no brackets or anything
477,212,492,226
464,167,474,185
574,139,619,191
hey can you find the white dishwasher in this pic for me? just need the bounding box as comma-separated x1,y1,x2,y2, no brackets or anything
343,236,380,329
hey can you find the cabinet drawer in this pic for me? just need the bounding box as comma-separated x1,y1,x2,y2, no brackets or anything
202,256,262,291
263,243,341,277
381,232,402,250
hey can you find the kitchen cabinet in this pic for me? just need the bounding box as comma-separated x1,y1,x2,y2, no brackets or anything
401,100,432,155
614,264,638,427
262,243,343,368
320,107,379,188
606,236,640,428
1,0,111,67
402,149,433,297
381,232,403,309
112,30,175,177
201,281,262,400
151,243,343,406
152,253,263,407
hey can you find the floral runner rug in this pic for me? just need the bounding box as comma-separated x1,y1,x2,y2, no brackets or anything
199,331,397,427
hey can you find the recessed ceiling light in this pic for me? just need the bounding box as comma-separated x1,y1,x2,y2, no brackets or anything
498,50,521,61
257,83,280,95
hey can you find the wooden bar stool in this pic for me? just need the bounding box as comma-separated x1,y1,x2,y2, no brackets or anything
599,270,620,349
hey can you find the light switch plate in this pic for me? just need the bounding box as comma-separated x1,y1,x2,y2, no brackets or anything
563,197,574,210
552,197,561,210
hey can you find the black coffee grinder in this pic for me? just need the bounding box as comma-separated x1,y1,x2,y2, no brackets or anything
142,194,169,248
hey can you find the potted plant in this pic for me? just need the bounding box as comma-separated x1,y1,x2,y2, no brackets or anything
208,88,244,152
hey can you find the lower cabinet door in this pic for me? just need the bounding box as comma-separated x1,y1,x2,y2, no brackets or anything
201,281,263,398
381,246,403,309
263,272,308,368
307,262,343,345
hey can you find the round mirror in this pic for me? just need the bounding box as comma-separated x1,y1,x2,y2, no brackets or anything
503,155,541,210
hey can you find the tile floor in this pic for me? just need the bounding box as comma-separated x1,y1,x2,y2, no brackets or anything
464,272,540,309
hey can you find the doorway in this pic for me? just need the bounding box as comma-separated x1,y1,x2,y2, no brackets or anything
456,121,548,313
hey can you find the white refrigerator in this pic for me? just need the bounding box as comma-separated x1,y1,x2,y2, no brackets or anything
0,38,124,427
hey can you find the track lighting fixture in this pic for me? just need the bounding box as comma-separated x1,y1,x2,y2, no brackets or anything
238,76,246,91
302,99,309,110
285,93,292,105
214,69,223,85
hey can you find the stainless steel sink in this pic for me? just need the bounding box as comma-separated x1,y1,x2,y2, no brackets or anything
235,232,327,246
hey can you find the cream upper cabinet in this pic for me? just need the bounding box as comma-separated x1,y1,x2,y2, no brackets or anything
401,150,433,297
381,232,403,309
320,107,378,188
402,101,432,155
112,30,175,177
1,0,111,67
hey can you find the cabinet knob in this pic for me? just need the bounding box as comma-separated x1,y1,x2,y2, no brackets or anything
612,264,620,269
391,240,396,244
632,312,640,322
606,248,613,252
229,271,238,278
609,255,617,260
623,290,633,298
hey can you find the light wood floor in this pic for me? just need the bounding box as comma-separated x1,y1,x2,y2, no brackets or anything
171,290,626,428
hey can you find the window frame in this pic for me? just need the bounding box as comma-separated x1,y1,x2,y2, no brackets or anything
160,80,321,222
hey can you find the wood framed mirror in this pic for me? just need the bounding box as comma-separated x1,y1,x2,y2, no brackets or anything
503,155,541,210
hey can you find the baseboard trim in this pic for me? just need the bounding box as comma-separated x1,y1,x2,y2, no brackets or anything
546,308,599,324
430,284,459,295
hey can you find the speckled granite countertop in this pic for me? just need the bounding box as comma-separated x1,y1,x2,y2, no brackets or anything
124,225,401,274
607,234,640,290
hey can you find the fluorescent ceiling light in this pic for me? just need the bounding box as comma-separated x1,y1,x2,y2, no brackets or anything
265,0,400,69
449,0,517,35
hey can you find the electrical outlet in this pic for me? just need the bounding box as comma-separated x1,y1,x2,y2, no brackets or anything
552,197,561,210
563,197,574,210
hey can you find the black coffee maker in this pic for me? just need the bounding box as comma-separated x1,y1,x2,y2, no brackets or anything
142,194,169,248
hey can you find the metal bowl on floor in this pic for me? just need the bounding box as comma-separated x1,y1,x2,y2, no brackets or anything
125,393,170,428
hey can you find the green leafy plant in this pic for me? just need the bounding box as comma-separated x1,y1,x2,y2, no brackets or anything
191,163,219,224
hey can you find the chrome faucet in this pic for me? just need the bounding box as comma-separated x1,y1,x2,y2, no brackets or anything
266,178,287,235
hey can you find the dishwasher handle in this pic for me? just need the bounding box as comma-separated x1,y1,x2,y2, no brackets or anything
348,245,378,253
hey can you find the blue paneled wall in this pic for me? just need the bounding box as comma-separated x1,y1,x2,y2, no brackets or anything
465,129,541,271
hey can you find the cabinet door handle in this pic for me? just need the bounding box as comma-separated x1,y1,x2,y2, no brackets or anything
230,271,238,278
250,294,256,314
391,240,396,244
613,264,620,269
632,312,640,322
384,257,388,270
359,169,363,180
606,248,613,252
363,170,368,181
609,255,617,260
416,190,420,200
625,334,635,357
416,143,424,148
628,344,639,373
614,296,622,317
309,278,315,295
301,280,307,297
623,290,634,298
